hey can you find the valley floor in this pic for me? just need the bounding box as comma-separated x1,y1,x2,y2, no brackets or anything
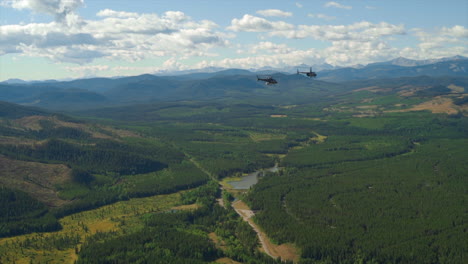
232,200,299,262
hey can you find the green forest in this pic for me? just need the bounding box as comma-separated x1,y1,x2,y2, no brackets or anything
246,114,467,263
77,182,283,264
0,74,467,264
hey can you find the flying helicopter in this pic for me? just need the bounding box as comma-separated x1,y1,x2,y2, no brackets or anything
297,67,317,78
257,75,278,85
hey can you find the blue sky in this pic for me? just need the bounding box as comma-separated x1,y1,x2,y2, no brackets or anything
1,0,467,80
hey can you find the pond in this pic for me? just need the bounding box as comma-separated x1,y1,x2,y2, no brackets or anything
227,165,279,190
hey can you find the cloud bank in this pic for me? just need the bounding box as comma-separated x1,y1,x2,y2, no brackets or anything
0,7,227,64
4,0,84,23
1,1,467,74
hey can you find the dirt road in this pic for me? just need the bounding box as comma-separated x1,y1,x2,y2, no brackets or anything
231,200,299,262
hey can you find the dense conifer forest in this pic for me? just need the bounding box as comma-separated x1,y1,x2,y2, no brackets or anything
0,73,466,263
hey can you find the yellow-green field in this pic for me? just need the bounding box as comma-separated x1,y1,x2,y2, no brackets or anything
0,192,188,264
247,132,286,142
310,131,327,143
290,130,327,151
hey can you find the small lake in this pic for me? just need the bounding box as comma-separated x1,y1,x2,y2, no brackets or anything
227,166,279,190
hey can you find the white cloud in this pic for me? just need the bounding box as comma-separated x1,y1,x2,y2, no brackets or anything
201,30,463,68
295,2,303,8
404,25,468,60
232,37,396,68
3,0,84,23
194,47,322,70
323,40,396,65
270,21,406,41
440,25,468,38
228,18,405,42
162,57,188,71
96,9,138,18
245,41,293,54
2,2,467,73
228,21,408,66
324,1,352,10
308,13,336,21
18,43,106,64
163,11,188,23
0,9,227,64
256,9,292,17
228,14,294,32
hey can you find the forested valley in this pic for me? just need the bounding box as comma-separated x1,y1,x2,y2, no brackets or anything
0,73,467,263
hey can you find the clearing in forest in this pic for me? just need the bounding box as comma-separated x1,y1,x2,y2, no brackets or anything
0,192,184,264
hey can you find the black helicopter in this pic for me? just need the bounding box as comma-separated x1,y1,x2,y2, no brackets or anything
257,75,278,85
297,67,317,78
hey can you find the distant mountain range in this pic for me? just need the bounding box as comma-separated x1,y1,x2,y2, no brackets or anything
0,56,466,110
3,55,466,85
151,56,467,77
317,57,468,82
370,55,467,67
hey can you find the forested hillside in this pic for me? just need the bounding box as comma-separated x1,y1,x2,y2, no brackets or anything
0,102,209,237
0,71,467,263
246,113,467,263
1,58,466,111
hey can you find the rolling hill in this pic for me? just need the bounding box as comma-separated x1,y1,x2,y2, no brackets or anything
0,56,467,111
0,59,467,263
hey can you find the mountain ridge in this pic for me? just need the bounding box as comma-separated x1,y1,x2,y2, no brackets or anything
0,56,467,110
3,55,466,84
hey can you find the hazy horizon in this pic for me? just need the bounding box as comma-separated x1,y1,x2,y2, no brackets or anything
1,0,467,81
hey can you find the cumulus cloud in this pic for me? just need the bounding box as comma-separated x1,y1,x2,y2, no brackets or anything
227,20,407,66
3,0,84,23
242,41,293,55
440,25,468,38
0,22,58,54
0,8,227,64
17,43,105,64
96,9,138,18
403,25,468,59
2,1,467,72
323,40,396,65
266,21,407,65
230,39,396,67
194,47,322,70
270,21,406,41
228,14,294,32
162,57,186,71
228,15,405,43
256,9,292,17
324,1,352,9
